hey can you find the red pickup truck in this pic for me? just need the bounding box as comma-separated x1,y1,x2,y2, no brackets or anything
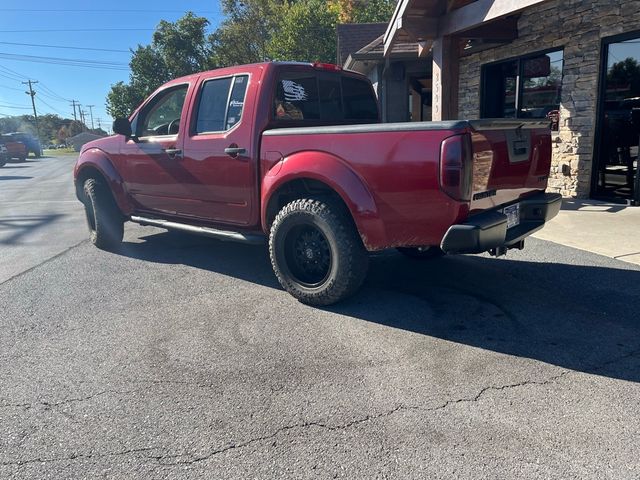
74,61,560,305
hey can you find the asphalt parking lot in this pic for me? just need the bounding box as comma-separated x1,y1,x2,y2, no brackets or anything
1,156,640,479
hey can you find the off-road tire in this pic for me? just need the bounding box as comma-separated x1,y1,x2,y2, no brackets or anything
269,197,369,306
397,246,444,260
82,178,124,250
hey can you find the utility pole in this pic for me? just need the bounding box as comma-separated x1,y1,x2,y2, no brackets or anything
23,80,40,140
87,105,95,130
70,100,78,121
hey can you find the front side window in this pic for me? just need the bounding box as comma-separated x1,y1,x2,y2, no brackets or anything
481,50,564,129
195,75,249,134
138,85,188,137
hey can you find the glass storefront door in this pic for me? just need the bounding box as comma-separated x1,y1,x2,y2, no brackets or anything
595,34,640,204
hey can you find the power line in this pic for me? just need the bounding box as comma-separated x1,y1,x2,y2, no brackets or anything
0,28,155,33
0,52,129,71
0,83,24,92
0,41,130,53
0,8,216,13
0,64,28,78
38,83,71,102
0,104,32,110
36,97,67,117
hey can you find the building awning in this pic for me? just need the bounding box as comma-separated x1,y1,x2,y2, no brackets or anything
344,34,421,73
383,0,550,56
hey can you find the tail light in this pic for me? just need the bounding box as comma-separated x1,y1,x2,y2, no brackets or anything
439,133,473,202
312,62,342,72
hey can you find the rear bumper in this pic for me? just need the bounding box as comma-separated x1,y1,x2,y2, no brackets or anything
440,192,562,254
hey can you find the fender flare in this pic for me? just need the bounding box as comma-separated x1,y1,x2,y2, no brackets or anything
74,148,134,215
261,151,387,250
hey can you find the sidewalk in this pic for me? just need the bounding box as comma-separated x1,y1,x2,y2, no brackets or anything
532,198,640,266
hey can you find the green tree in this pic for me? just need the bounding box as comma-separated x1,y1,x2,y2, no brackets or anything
106,2,398,115
106,12,212,118
266,0,338,63
0,114,88,143
209,0,280,66
329,0,396,23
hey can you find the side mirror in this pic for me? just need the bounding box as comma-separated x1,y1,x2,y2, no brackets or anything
113,118,132,138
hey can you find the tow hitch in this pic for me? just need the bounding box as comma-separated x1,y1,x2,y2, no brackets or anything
490,240,525,257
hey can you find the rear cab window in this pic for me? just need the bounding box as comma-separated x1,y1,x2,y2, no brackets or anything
272,68,378,126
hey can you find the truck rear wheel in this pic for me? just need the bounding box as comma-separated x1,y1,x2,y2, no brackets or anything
269,198,368,306
397,246,444,259
82,178,124,250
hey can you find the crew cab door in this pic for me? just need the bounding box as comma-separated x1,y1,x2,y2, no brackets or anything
178,73,256,226
120,82,192,215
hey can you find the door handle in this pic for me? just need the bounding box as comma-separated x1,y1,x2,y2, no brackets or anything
163,148,183,159
224,146,246,158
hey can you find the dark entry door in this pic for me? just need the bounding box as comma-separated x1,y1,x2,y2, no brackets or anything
594,34,640,204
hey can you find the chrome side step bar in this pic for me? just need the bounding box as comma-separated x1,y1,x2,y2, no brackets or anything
130,215,265,245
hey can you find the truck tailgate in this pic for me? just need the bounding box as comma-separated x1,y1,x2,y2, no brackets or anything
467,119,552,214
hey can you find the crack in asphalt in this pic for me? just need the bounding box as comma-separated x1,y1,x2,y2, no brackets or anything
0,389,132,411
0,447,160,467
0,239,87,287
2,349,639,468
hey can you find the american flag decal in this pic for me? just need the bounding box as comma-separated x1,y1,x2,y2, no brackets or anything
281,80,308,102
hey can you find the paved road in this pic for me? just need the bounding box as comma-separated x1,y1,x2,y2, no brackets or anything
1,156,640,479
0,155,86,283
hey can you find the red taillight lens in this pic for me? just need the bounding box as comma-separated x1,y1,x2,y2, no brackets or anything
439,134,473,202
312,62,342,72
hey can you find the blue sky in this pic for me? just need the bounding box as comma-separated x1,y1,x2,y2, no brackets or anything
0,1,222,132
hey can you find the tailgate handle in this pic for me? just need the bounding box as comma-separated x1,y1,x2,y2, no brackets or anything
513,140,528,156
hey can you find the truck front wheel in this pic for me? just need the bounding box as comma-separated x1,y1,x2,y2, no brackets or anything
269,198,368,306
82,178,124,250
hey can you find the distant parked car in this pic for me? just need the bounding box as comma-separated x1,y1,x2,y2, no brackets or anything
0,137,27,162
0,143,8,167
4,132,41,157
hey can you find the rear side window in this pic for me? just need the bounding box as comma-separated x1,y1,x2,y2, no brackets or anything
196,75,249,134
226,76,248,130
273,70,378,123
342,77,378,121
274,74,319,121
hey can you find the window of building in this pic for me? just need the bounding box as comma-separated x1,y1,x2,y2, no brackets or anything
196,75,249,134
481,50,564,129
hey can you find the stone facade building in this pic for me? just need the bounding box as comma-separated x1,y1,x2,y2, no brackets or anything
341,0,640,204
457,0,640,199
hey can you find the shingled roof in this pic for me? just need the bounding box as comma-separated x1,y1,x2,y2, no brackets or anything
336,22,388,65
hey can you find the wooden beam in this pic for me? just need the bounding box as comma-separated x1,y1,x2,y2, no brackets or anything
431,36,459,121
417,40,434,57
439,0,548,36
397,16,440,40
